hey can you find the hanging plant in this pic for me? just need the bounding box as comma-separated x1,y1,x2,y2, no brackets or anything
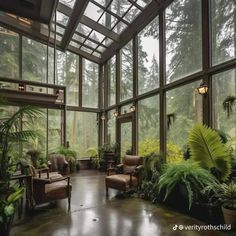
222,95,236,118
167,113,176,130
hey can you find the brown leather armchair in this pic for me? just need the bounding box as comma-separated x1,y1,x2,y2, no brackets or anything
32,176,72,211
105,155,143,196
48,154,69,175
19,161,72,211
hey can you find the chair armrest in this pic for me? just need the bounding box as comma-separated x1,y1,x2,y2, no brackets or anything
107,167,116,176
133,165,143,176
50,176,70,183
36,167,49,178
116,164,124,168
64,160,69,165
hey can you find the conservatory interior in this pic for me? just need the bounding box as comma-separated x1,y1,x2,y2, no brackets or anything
0,0,235,235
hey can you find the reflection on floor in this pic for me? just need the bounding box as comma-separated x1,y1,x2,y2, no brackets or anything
11,170,232,236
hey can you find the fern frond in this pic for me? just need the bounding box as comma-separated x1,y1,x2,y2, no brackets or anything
188,124,230,181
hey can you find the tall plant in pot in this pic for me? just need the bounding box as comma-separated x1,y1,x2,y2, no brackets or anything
0,103,44,235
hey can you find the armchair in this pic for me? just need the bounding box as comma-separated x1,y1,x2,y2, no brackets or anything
105,155,143,196
48,153,69,175
32,176,72,211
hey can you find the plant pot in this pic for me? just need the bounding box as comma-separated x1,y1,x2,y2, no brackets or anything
0,222,11,236
222,205,236,229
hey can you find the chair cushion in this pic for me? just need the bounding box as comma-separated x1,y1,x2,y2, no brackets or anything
106,174,138,191
45,181,71,194
40,172,62,179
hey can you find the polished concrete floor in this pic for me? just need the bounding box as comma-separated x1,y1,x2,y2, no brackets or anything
11,170,233,236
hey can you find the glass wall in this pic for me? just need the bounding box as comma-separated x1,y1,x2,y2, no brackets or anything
108,56,116,106
165,0,202,83
22,37,47,83
211,0,236,65
120,40,133,101
0,27,19,79
23,108,47,156
48,109,62,153
107,110,116,144
166,81,202,162
67,111,98,157
212,69,236,143
138,16,159,94
82,59,99,108
138,95,160,157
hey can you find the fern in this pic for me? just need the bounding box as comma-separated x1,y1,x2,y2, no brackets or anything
158,161,218,210
188,124,231,181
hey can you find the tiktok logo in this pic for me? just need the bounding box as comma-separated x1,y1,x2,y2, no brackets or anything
173,225,178,231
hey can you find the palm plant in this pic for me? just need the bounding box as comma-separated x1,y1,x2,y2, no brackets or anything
0,105,44,181
188,124,231,181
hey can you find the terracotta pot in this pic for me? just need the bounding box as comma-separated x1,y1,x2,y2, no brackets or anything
222,205,236,229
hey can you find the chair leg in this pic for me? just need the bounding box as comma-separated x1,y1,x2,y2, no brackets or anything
106,185,109,197
68,196,71,212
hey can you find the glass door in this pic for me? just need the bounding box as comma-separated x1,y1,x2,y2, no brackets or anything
118,117,134,158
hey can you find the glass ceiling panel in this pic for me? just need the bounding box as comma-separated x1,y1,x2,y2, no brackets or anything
110,0,132,17
56,11,69,26
84,2,104,22
73,34,86,44
59,0,76,8
90,30,106,42
113,21,128,34
98,12,118,29
136,0,152,8
76,23,92,36
124,5,141,23
83,39,99,49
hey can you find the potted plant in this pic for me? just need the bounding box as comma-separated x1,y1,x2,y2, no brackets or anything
0,184,24,236
203,182,236,229
57,146,78,173
86,147,99,169
158,161,218,210
0,103,44,234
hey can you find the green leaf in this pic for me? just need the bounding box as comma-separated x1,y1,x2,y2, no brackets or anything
4,204,14,217
7,187,24,203
188,124,231,181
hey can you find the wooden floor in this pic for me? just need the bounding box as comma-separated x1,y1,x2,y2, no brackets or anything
11,170,234,236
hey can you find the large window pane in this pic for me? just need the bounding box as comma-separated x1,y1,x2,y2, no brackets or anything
22,37,47,83
120,40,133,101
48,109,62,153
82,59,99,108
212,69,236,144
67,111,98,158
48,46,55,84
23,108,47,156
211,0,236,65
166,81,202,162
0,27,19,79
138,16,159,94
166,0,202,83
56,51,79,106
108,56,116,106
138,95,159,156
107,110,116,144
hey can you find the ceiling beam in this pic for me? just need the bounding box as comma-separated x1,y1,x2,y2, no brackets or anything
100,0,174,64
80,15,119,42
60,0,89,50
